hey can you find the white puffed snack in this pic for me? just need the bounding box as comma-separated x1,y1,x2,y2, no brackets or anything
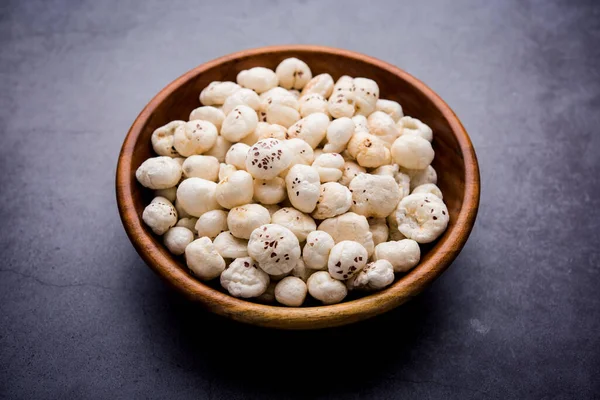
225,143,250,170
220,257,269,298
339,161,366,186
285,164,320,213
247,224,301,275
290,258,314,282
176,217,198,232
391,135,435,170
186,237,226,280
213,231,248,259
301,73,334,98
403,165,438,190
275,57,312,89
163,227,194,255
367,111,398,146
182,155,220,181
222,88,261,115
328,91,355,119
271,207,316,242
142,197,177,235
199,81,240,106
263,204,281,217
312,182,352,220
375,99,404,122
275,276,307,307
215,170,254,209
346,259,395,291
347,132,392,168
374,239,420,273
368,218,389,246
136,156,182,189
176,177,221,217
328,240,368,280
189,106,226,130
312,153,344,183
154,187,177,202
387,211,407,241
218,163,237,181
151,121,185,157
395,171,411,199
289,89,301,98
412,183,443,199
264,95,301,128
279,138,314,178
204,135,232,163
352,77,379,116
396,116,433,142
299,93,329,118
220,105,258,142
302,230,335,271
395,193,449,243
317,212,374,256
370,163,398,177
307,271,347,305
174,199,191,219
237,67,278,94
173,120,218,157
352,115,369,133
333,75,354,93
323,117,355,153
195,209,228,239
227,204,271,239
349,174,401,218
253,177,286,204
287,113,330,149
246,139,293,179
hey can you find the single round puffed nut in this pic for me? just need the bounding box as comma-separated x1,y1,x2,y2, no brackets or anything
396,193,449,243
352,115,369,133
154,187,177,203
253,177,286,204
246,139,293,180
275,276,307,307
247,224,301,275
290,258,314,282
287,112,330,149
176,217,198,232
176,177,221,217
189,106,225,130
237,67,278,94
182,155,219,181
328,91,355,119
222,88,261,115
387,211,407,241
279,138,314,178
349,174,401,218
266,103,301,128
227,204,271,239
299,93,329,118
142,198,177,235
174,199,191,219
347,132,392,168
186,237,226,280
368,218,389,246
275,57,312,89
375,99,404,122
412,183,443,199
220,105,258,142
218,163,237,181
403,165,437,190
346,259,395,291
302,230,335,271
246,122,288,145
271,207,316,242
200,81,240,106
395,171,411,199
339,161,366,186
391,135,435,170
328,240,368,280
163,227,194,255
396,116,433,142
136,156,182,189
307,271,347,305
195,210,228,239
151,121,184,157
204,135,232,163
301,73,334,98
374,239,420,273
333,75,354,93
367,111,398,146
173,120,218,157
213,231,248,259
323,117,355,153
317,212,374,256
285,164,320,213
225,143,250,171
370,164,398,177
352,77,379,116
312,182,352,220
215,170,254,209
312,153,344,183
220,257,269,298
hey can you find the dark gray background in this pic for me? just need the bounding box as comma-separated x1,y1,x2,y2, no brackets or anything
1,0,599,398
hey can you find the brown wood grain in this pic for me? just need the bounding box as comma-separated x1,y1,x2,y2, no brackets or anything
115,45,480,330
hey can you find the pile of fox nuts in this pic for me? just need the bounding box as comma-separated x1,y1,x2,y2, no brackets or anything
136,58,449,307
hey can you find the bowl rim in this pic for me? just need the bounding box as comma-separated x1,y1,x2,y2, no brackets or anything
116,44,480,329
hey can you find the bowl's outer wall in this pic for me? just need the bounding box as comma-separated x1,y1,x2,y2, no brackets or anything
117,46,480,329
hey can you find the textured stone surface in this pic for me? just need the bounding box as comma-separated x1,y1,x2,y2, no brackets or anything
1,0,599,398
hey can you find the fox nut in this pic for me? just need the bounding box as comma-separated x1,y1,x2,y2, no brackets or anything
349,174,401,218
227,204,271,239
375,99,404,122
323,117,355,153
199,81,241,106
186,237,226,280
220,257,269,298
301,73,334,98
225,143,250,170
275,57,312,89
182,155,220,181
396,116,433,142
253,177,286,204
374,239,420,273
189,106,226,130
271,207,316,242
307,271,347,305
275,276,308,307
284,164,320,213
175,217,198,232
287,112,330,149
142,197,177,235
346,259,395,291
248,224,301,275
302,230,335,271
213,231,249,259
347,132,392,168
176,177,221,217
367,111,398,146
368,218,389,246
299,93,329,118
412,183,443,199
173,120,218,157
205,136,232,163
151,120,185,157
328,240,368,280
237,67,278,94
352,77,379,116
391,135,435,170
339,161,366,187
328,91,355,119
136,156,182,189
246,139,293,179
312,153,344,183
222,88,261,115
220,105,259,142
195,209,228,239
395,193,449,243
317,212,374,256
312,182,352,220
215,170,254,209
218,163,237,181
163,227,194,256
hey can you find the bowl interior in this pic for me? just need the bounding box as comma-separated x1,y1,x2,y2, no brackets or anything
118,46,477,329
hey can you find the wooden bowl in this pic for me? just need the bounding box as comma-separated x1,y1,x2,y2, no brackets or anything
116,45,480,329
